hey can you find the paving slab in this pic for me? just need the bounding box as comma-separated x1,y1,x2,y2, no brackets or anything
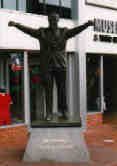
1,124,117,166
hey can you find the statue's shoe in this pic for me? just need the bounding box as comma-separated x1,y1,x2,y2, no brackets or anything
58,112,68,120
45,114,53,121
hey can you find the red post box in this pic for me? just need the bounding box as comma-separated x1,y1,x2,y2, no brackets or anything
0,92,13,126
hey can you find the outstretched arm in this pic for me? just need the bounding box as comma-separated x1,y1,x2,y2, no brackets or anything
8,21,39,38
65,20,94,39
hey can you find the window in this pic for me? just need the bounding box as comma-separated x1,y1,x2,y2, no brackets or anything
39,0,71,8
18,0,26,11
9,65,24,124
0,52,24,127
3,0,17,10
0,0,3,8
9,53,24,124
0,0,26,11
27,0,71,19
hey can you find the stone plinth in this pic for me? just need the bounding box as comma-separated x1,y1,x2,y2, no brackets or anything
23,127,90,163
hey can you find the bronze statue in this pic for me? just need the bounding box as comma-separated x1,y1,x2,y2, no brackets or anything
9,13,93,121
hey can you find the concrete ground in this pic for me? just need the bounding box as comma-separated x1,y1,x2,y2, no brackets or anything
0,115,117,166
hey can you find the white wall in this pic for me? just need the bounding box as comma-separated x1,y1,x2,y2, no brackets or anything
79,0,117,54
0,9,75,51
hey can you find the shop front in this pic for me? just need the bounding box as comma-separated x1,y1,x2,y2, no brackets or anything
103,55,117,124
0,52,24,125
80,0,117,126
86,53,117,126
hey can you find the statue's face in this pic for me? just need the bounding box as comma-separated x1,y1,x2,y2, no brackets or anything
48,13,59,28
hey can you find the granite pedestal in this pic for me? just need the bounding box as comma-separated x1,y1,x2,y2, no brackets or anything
23,127,91,163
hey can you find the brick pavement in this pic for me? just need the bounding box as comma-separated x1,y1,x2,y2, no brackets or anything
0,124,117,166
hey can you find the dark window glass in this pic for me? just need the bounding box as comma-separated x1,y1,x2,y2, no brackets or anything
9,66,24,124
27,0,71,19
9,53,24,124
39,0,71,8
86,55,101,112
1,0,3,8
3,0,17,10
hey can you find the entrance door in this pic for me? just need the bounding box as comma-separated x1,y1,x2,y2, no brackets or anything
103,56,117,124
86,55,102,112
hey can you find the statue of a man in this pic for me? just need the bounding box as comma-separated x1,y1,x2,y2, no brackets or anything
9,13,93,121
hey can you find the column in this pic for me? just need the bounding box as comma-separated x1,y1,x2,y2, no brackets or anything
24,51,31,127
71,0,87,129
0,61,4,87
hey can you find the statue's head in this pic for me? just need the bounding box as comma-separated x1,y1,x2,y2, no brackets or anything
48,12,59,28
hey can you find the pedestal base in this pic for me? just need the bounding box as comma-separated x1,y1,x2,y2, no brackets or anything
23,128,90,163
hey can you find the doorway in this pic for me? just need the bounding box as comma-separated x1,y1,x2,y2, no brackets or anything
103,55,117,124
86,55,102,112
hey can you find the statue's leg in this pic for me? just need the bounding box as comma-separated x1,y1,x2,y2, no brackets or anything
44,73,54,121
54,69,67,119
